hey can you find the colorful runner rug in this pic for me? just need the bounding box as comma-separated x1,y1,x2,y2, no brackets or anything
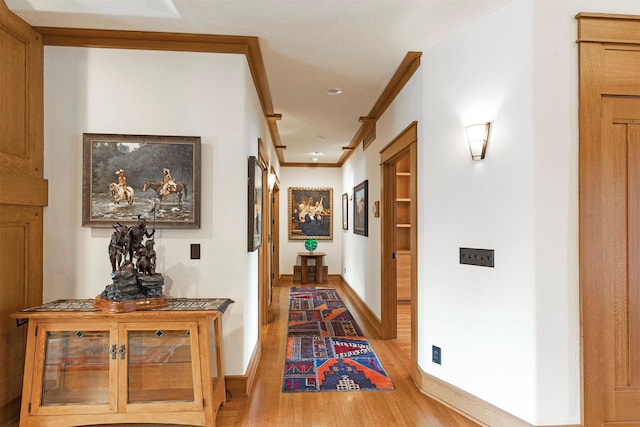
283,286,394,392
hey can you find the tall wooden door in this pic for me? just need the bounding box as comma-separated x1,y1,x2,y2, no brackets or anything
578,13,640,426
598,97,640,423
0,3,45,425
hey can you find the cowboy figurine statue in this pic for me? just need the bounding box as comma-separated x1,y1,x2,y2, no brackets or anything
160,167,177,196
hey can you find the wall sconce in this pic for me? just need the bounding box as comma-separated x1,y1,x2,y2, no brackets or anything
267,173,277,191
465,122,490,161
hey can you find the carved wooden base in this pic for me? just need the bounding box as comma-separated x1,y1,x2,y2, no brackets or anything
94,295,168,313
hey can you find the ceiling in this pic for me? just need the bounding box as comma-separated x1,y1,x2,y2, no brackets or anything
5,0,509,166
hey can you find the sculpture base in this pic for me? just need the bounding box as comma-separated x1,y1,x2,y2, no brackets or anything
94,295,168,313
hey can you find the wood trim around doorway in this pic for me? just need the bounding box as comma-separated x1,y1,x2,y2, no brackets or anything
379,122,418,367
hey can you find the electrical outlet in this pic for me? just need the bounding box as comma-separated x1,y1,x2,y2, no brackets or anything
432,345,441,365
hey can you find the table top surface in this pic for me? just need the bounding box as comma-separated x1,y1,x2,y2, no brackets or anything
13,297,234,318
297,252,326,256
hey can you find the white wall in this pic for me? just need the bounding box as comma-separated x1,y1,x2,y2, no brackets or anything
43,47,269,376
278,167,343,276
420,1,538,421
342,0,640,425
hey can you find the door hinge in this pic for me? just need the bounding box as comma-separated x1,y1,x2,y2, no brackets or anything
28,402,31,413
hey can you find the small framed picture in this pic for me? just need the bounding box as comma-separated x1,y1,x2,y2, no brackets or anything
342,193,349,230
353,180,368,236
248,156,263,252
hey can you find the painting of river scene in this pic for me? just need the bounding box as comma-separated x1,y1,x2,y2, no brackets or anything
82,133,201,228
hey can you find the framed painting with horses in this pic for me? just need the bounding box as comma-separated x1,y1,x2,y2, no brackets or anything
288,187,333,240
82,133,201,228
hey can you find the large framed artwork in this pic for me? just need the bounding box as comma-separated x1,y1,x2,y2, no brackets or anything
288,187,333,240
353,180,368,236
82,133,201,228
248,156,263,252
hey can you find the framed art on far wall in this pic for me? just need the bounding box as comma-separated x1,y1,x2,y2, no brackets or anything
342,193,349,230
353,180,368,236
82,133,201,229
288,187,333,240
248,156,263,252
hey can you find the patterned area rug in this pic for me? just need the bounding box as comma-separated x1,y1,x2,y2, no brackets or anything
282,286,394,392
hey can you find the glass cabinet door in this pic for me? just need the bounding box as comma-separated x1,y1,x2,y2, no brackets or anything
123,322,201,406
32,322,116,413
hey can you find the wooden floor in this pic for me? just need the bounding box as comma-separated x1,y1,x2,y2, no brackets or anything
215,276,479,427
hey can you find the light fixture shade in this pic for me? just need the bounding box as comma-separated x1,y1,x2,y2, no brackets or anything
465,122,490,161
267,173,276,191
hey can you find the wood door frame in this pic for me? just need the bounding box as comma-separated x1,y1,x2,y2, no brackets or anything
258,140,270,326
269,172,280,322
578,13,640,426
380,122,417,367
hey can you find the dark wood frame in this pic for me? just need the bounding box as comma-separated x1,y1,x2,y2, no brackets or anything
82,133,200,228
353,180,368,236
342,193,349,230
288,187,333,240
248,156,263,252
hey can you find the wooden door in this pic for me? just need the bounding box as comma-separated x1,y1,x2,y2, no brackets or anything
599,97,640,423
0,3,45,425
578,13,640,426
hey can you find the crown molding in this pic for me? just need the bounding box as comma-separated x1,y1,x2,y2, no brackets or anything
337,51,421,166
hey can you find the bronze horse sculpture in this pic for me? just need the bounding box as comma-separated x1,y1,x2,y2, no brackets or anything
143,180,187,205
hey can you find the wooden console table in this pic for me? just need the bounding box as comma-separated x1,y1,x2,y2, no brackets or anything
12,298,232,427
298,251,326,284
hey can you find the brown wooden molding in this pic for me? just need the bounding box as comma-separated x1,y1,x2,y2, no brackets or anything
225,340,261,398
280,162,340,168
0,173,48,206
417,367,533,427
577,13,640,44
338,51,421,165
339,276,383,338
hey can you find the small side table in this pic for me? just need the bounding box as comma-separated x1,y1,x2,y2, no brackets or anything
298,252,326,284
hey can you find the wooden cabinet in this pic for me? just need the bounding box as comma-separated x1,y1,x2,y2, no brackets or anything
13,305,226,427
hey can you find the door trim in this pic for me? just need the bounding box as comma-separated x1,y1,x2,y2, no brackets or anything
380,122,418,370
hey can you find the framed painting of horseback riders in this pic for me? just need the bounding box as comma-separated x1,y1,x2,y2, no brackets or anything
82,133,201,228
288,187,333,240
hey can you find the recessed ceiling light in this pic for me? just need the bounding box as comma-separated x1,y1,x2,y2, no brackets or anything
311,157,319,162
327,88,343,95
311,151,323,156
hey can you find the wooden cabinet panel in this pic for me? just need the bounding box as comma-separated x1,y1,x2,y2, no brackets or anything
0,206,42,426
0,5,45,425
0,5,43,178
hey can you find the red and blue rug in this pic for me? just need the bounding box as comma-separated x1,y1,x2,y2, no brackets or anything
283,286,394,392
